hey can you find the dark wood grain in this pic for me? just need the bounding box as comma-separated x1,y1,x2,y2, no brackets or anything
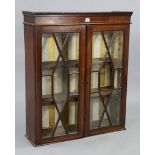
22,11,133,16
23,11,132,26
24,25,36,143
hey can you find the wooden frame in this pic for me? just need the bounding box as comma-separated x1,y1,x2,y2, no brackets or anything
23,11,132,146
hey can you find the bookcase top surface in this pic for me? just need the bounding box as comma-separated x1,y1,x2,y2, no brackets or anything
22,11,133,16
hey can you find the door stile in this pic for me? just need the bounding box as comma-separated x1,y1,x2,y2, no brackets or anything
120,25,130,128
84,25,93,136
78,25,86,137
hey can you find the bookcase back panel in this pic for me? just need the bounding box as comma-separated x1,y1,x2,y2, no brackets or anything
41,32,80,138
90,30,124,130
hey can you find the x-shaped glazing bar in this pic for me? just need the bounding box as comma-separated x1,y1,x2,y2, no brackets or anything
50,98,69,136
99,31,117,71
99,91,112,126
98,90,113,127
52,33,70,74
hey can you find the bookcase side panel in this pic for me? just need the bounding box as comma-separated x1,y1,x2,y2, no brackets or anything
120,25,130,128
24,24,36,144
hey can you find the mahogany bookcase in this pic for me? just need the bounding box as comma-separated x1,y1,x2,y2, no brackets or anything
23,11,132,146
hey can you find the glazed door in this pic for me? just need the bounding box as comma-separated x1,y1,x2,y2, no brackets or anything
36,25,85,143
85,25,129,136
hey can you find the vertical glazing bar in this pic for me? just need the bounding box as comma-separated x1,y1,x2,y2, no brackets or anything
68,74,70,96
110,67,114,89
62,33,69,131
51,74,54,98
98,71,100,91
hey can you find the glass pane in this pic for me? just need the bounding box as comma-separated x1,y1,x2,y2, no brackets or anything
100,64,111,88
110,31,124,68
68,99,78,133
90,30,123,130
108,89,121,125
114,69,122,89
90,93,103,129
92,32,106,71
70,74,79,94
41,32,80,138
91,72,98,91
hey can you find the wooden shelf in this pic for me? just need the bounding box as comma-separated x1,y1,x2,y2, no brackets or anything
42,60,79,70
91,87,112,96
91,87,121,97
91,58,123,72
113,59,123,69
42,68,79,76
90,120,109,129
42,124,78,139
69,68,79,74
42,91,79,106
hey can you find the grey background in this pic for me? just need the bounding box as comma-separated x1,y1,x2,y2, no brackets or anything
15,0,140,155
